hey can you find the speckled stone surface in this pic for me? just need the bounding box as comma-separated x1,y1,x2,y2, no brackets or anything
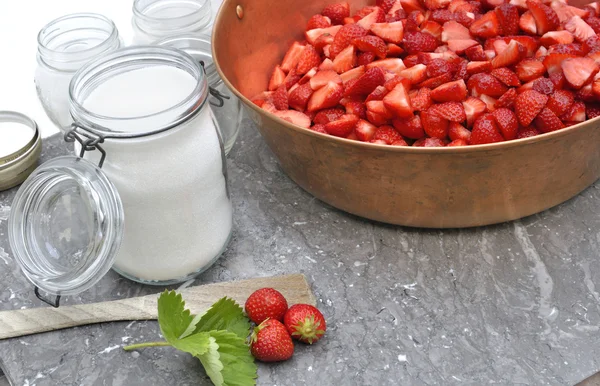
1,116,600,386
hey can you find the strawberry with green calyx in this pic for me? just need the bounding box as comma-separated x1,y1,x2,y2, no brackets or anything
284,304,327,344
250,319,294,362
245,288,289,324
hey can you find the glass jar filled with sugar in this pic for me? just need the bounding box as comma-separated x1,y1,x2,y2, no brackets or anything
9,46,232,299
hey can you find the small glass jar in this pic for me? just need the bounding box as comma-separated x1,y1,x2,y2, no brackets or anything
10,46,233,297
156,34,242,154
132,0,212,45
34,13,122,132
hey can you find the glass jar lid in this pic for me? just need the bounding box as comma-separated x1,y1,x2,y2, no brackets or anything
8,156,124,296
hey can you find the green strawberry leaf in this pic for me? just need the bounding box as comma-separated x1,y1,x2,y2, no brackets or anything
157,290,195,343
170,331,212,357
197,336,225,386
193,297,251,340
197,331,257,386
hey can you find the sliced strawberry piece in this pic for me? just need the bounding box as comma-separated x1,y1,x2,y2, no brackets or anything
281,42,305,73
413,137,447,147
296,45,321,75
540,31,574,47
322,2,351,25
427,58,453,78
448,0,475,13
391,138,409,146
417,73,453,89
517,126,541,139
269,66,287,91
495,4,520,36
491,40,525,69
367,58,406,74
517,79,536,94
561,101,586,122
518,11,537,36
535,46,548,58
593,76,600,97
352,35,388,59
377,0,398,13
467,61,493,75
406,11,426,31
448,39,479,54
393,115,426,139
543,53,576,76
324,114,359,136
587,103,600,119
310,124,328,134
306,26,343,46
546,89,574,117
316,59,333,73
383,74,407,90
515,89,548,126
398,64,428,84
470,11,500,39
340,66,366,84
355,119,378,141
470,113,504,144
357,7,387,30
273,110,311,128
479,94,497,112
490,68,520,87
430,101,466,122
403,54,420,68
425,0,452,10
465,45,488,62
584,35,600,54
288,83,314,111
527,1,559,35
386,43,404,57
533,107,564,133
314,108,346,124
344,67,386,96
491,108,518,140
372,125,403,144
561,57,599,89
431,79,468,102
448,121,471,142
367,100,395,118
333,45,357,74
400,0,425,13
252,91,274,108
272,84,289,110
357,51,376,66
314,33,335,54
422,21,444,40
298,68,318,85
454,58,468,80
447,138,468,146
403,31,439,54
383,82,414,118
496,88,517,109
551,1,590,24
587,16,600,34
515,60,546,83
547,43,585,56
577,83,595,102
421,108,450,138
565,16,597,43
310,70,343,91
330,24,369,58
467,73,509,98
344,101,367,119
532,78,554,95
366,85,389,101
441,21,472,41
486,36,540,56
463,96,488,127
307,15,332,30
366,110,392,125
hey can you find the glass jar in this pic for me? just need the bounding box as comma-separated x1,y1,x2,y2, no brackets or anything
9,46,233,297
34,13,122,132
156,34,241,155
132,0,212,45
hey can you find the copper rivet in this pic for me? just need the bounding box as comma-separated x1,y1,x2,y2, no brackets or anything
236,5,244,19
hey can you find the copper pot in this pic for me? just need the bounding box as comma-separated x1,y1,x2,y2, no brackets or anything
212,0,600,228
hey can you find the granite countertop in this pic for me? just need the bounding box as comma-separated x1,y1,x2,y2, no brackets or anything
1,116,600,385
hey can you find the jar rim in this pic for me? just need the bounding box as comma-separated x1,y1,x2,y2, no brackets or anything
132,0,211,28
69,46,209,139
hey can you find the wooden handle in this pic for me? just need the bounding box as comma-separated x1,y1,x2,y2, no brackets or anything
0,274,315,340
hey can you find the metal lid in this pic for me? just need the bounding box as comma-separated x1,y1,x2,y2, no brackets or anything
0,111,42,192
8,156,124,296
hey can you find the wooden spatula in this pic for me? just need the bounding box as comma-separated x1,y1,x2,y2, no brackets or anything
0,274,315,340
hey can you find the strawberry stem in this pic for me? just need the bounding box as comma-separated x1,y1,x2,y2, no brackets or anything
123,341,172,351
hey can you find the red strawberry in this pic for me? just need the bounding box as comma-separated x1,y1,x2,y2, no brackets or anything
298,68,318,86
272,85,289,110
358,51,376,65
288,83,314,111
469,11,500,39
344,101,367,118
399,64,428,84
333,45,357,73
547,43,584,56
454,58,469,80
534,107,564,133
306,25,343,45
372,125,403,144
393,114,426,138
341,66,366,84
403,31,439,54
515,90,548,126
496,88,517,109
314,108,346,124
251,319,294,362
447,138,468,146
467,73,508,98
465,45,488,61
584,35,600,54
355,119,378,141
495,4,520,36
587,16,600,34
308,14,332,30
314,34,335,54
490,68,520,87
532,78,554,95
540,31,574,47
331,24,369,58
367,58,406,74
448,121,472,141
543,53,576,78
417,73,453,89
470,113,504,144
517,126,541,139
383,82,414,118
421,108,449,138
406,11,426,31
552,1,590,23
366,110,391,125
297,45,321,75
325,114,360,136
411,87,433,110
245,288,289,324
486,36,539,57
430,101,467,122
427,58,453,78
269,66,287,91
283,304,326,344
391,138,409,146
310,70,343,90
281,42,306,73
448,39,480,54
515,60,546,83
491,40,525,69
491,108,518,140
429,9,453,24
367,85,390,101
284,69,302,90
323,2,351,25
467,61,493,75
421,21,444,40
519,11,537,35
413,137,447,147
463,96,488,127
561,101,586,122
345,67,386,96
561,57,599,89
384,75,407,91
387,43,404,56
577,83,596,102
479,94,497,112
377,0,398,13
310,124,328,134
441,21,472,41
352,35,388,59
564,16,596,43
357,7,387,30
425,0,452,10
546,90,574,117
527,1,559,35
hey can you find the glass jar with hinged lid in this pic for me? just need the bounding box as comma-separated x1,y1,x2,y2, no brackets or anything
9,46,233,305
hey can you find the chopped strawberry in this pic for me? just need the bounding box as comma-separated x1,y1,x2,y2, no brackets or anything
355,119,378,141
310,124,328,134
269,66,287,91
330,24,369,58
367,100,395,118
447,138,468,146
431,79,468,102
584,35,600,54
442,21,472,41
467,73,509,98
273,110,311,128
496,4,520,36
463,96,488,127
307,81,343,112
403,31,439,54
491,40,526,69
519,11,537,34
470,11,500,39
386,43,404,57
454,58,468,80
296,45,321,75
344,67,386,96
366,85,390,101
551,1,590,24
367,58,406,74
490,68,520,87
448,121,472,141
577,83,596,102
421,108,450,138
333,45,357,73
593,77,600,97
486,36,540,56
306,26,343,46
465,45,488,61
540,31,574,47
561,57,599,89
324,114,360,136
543,53,576,76
586,16,600,34
400,0,425,13
357,51,376,65
340,66,366,84
517,79,536,94
344,101,367,118
496,88,517,109
425,0,452,10
372,125,403,144
517,126,541,139
422,21,444,40
546,89,574,117
430,101,467,122
377,0,398,13
413,137,447,147
447,39,479,54
308,15,332,30
532,78,554,95
470,113,504,144
533,107,564,133
399,63,428,84
515,60,546,83
565,16,597,43
393,114,426,138
391,138,409,146
314,108,346,124
417,73,454,89
408,88,432,111
288,83,314,111
383,82,414,118
366,110,392,125
427,58,453,78
405,11,426,31
479,94,498,112
272,84,289,110
357,7,387,30
561,101,586,122
314,33,335,54
587,103,600,119
403,54,420,67
527,1,559,36
298,68,318,85
352,35,388,59
252,91,274,108
547,43,584,56
467,61,493,75
515,89,548,126
322,2,351,25
430,9,454,24
491,108,518,140
310,70,343,91
384,74,406,90
281,42,306,73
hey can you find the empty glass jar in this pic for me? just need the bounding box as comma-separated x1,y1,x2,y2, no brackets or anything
132,0,213,44
34,13,121,132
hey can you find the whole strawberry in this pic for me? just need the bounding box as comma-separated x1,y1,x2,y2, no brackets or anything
284,304,326,344
250,319,294,362
245,288,288,324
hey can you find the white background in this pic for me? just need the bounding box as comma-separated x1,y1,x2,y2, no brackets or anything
0,0,222,139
